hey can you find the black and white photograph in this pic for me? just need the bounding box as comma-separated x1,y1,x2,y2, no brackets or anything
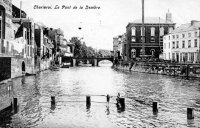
0,0,200,127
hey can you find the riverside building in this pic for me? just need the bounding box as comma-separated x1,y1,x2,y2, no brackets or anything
126,11,175,60
163,20,200,63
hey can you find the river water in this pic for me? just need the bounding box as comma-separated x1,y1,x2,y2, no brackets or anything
1,62,200,128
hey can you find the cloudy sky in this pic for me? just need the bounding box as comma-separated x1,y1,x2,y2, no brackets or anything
13,0,200,50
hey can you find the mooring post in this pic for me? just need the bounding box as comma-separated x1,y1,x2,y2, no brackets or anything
51,96,55,105
13,98,18,112
187,108,194,119
186,65,189,80
119,98,125,108
86,96,91,106
153,102,158,113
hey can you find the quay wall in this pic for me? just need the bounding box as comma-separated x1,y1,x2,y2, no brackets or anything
11,57,36,78
113,62,200,79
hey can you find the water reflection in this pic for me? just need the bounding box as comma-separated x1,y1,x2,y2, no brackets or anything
106,106,110,115
86,104,90,112
1,67,200,127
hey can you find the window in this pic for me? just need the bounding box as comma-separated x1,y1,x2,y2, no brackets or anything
188,33,191,37
172,53,175,60
131,27,136,36
195,32,198,37
176,41,179,48
188,40,191,48
172,41,175,48
131,37,136,42
182,34,185,38
185,53,188,61
151,37,155,42
25,30,27,39
191,53,194,62
169,35,170,40
27,46,29,56
182,41,185,48
168,27,173,33
169,53,170,59
176,34,179,39
151,27,155,36
169,42,170,48
164,43,166,49
160,27,164,36
150,49,155,56
180,53,182,61
172,35,175,39
194,39,197,47
131,49,136,58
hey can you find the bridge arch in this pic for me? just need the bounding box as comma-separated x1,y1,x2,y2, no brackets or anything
97,58,114,66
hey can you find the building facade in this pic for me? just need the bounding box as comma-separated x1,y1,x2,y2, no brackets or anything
113,37,118,58
121,33,127,60
126,11,175,60
163,20,200,63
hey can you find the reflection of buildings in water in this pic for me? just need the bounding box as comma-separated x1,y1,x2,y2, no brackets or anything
99,60,112,64
106,106,110,115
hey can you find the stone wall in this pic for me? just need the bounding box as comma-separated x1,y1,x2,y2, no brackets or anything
114,62,200,79
0,57,11,81
0,79,12,111
11,57,36,78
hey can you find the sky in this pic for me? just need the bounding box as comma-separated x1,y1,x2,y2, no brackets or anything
13,0,200,50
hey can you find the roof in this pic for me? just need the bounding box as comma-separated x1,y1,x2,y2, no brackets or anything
171,21,200,34
130,17,175,24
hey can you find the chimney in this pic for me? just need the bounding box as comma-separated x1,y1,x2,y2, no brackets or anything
191,20,199,26
166,9,172,23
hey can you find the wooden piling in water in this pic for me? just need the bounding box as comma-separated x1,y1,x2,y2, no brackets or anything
86,96,91,106
187,108,194,119
51,96,55,105
13,98,17,112
186,65,189,79
119,98,125,108
153,102,158,113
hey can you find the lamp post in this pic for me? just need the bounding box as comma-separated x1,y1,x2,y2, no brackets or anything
197,49,199,63
141,0,145,58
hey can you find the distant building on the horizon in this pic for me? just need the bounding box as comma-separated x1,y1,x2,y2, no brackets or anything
125,10,175,60
163,20,200,63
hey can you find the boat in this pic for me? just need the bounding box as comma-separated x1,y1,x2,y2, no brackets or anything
61,63,70,68
50,65,60,71
25,73,36,76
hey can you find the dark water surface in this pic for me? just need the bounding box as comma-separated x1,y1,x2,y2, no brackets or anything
1,64,200,128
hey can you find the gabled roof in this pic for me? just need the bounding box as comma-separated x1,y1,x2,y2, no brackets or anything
171,21,200,34
127,17,175,27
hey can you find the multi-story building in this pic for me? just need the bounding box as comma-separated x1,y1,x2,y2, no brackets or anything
113,37,118,58
126,11,175,60
121,33,127,60
163,20,200,63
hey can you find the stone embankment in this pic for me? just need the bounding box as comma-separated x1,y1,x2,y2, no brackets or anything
114,62,200,79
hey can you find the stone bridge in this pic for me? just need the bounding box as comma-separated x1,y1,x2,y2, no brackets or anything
62,57,114,66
